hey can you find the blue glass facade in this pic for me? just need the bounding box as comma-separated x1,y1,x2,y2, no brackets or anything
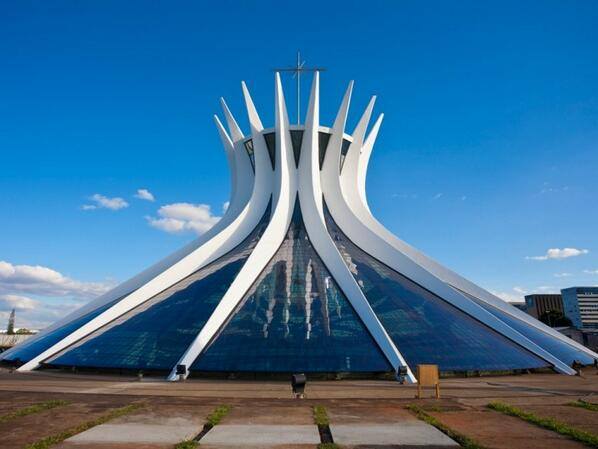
46,207,271,370
0,297,123,364
459,289,594,366
318,132,331,169
290,130,304,167
192,200,391,373
324,209,548,372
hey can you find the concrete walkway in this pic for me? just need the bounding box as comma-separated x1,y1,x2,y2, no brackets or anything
201,424,321,445
2,370,598,399
67,421,200,445
64,408,206,446
4,372,595,449
64,413,457,448
331,422,458,446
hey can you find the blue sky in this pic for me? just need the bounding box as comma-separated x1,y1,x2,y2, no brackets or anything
1,0,597,328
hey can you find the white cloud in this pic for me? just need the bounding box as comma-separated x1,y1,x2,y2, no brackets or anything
134,188,155,202
0,300,85,330
0,261,116,330
222,201,230,213
432,193,443,200
461,195,467,201
146,203,221,235
0,294,39,311
492,289,525,303
536,285,559,293
554,272,572,278
0,260,113,299
526,248,589,261
83,193,129,211
492,285,564,304
584,269,598,275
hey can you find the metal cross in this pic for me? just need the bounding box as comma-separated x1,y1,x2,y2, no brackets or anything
273,51,326,125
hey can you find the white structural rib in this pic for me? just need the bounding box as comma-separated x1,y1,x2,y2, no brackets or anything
298,74,415,381
17,90,274,371
342,109,598,363
1,106,255,364
356,113,383,213
220,98,245,142
169,73,298,380
242,81,264,133
321,83,576,375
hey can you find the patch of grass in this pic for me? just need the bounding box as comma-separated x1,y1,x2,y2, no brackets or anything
569,400,598,412
313,405,330,426
0,400,69,424
423,404,443,413
488,401,598,448
317,444,340,449
206,404,231,427
406,404,486,449
174,440,198,449
24,403,143,449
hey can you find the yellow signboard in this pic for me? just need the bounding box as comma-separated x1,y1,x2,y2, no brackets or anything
416,364,440,399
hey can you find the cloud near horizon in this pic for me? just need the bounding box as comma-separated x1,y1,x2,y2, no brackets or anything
526,247,589,261
0,260,113,299
492,285,559,303
0,294,39,311
0,261,115,329
146,202,221,235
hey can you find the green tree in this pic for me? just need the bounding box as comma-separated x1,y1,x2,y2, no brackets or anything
7,309,15,335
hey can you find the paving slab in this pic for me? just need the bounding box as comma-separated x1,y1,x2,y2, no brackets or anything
57,444,170,449
330,423,458,446
200,446,313,449
201,424,321,445
327,404,419,424
0,396,134,449
67,420,201,444
428,410,588,449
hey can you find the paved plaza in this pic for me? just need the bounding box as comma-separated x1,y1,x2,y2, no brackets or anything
0,369,597,448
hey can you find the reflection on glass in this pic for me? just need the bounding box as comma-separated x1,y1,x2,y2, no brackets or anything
324,206,549,372
193,200,391,373
1,297,123,364
46,205,272,371
456,288,594,366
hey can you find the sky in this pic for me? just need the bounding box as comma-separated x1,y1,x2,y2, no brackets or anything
1,0,597,329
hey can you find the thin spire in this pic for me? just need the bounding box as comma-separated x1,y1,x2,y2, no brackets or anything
220,98,244,142
352,96,376,149
213,115,234,152
241,81,264,134
332,81,354,134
